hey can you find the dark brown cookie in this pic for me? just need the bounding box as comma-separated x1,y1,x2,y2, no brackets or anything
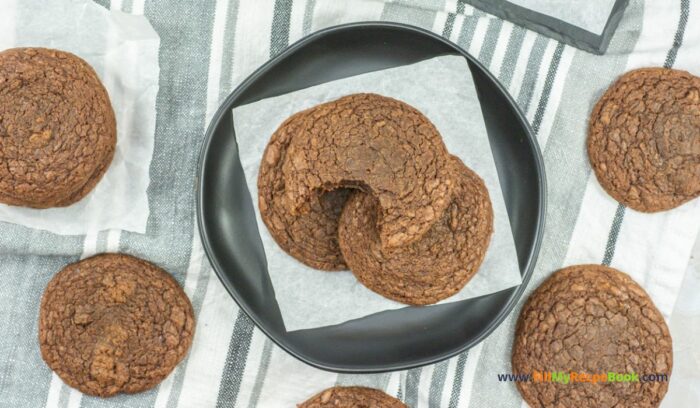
512,265,672,408
298,386,406,408
588,68,700,212
272,93,453,249
259,110,351,270
338,156,493,305
39,253,195,397
0,47,116,208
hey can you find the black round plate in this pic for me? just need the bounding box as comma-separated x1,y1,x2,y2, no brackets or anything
197,22,545,373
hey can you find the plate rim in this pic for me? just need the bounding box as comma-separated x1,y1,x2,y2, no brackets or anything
196,21,547,373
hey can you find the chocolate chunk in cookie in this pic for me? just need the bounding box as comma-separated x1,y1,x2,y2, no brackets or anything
270,93,452,249
298,386,406,408
588,68,700,212
338,156,493,305
39,254,195,397
259,110,351,270
512,264,672,408
0,48,116,208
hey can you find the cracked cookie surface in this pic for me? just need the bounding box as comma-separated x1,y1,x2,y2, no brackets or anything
338,156,493,305
274,93,452,249
588,68,700,212
298,386,406,408
259,110,351,270
39,253,195,397
0,47,116,208
512,265,672,408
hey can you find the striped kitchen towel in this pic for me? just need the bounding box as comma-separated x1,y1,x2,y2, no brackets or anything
0,0,698,407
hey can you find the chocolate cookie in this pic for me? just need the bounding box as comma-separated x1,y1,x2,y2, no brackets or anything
0,47,116,208
338,156,493,305
512,265,672,408
259,110,351,270
39,253,195,397
274,93,453,249
298,386,406,408
588,68,700,212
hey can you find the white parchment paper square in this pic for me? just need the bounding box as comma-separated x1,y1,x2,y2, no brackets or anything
0,0,158,235
233,55,522,332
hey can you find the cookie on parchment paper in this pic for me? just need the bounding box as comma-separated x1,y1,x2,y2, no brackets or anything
0,47,116,208
273,93,453,250
258,108,351,270
338,156,493,305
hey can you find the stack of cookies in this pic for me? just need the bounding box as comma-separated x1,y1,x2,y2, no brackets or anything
258,93,494,305
0,48,116,208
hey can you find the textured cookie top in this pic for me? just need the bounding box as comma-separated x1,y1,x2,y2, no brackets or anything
0,47,116,208
588,68,700,212
259,110,350,270
39,253,195,397
270,93,452,249
298,386,406,408
338,156,493,305
512,265,672,408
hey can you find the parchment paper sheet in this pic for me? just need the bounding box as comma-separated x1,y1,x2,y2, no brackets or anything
233,55,522,331
0,0,159,235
